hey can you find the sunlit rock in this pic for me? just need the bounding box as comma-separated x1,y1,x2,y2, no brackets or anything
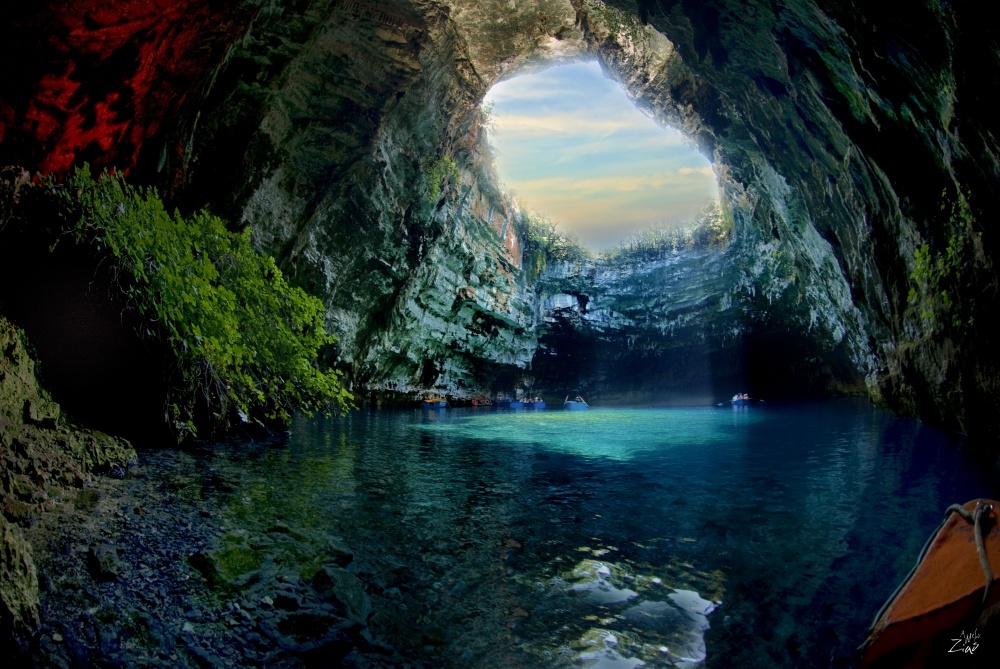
567,559,640,604
576,627,646,668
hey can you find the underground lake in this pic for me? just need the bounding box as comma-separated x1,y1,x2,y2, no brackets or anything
20,401,1000,668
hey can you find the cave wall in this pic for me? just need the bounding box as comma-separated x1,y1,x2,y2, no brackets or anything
2,0,998,435
597,0,1000,434
532,232,864,405
165,0,572,399
532,246,742,403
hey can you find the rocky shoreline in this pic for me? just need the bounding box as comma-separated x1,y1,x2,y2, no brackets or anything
2,316,416,668
16,443,423,669
2,315,135,652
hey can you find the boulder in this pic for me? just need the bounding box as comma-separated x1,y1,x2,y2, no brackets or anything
87,543,123,582
310,564,372,626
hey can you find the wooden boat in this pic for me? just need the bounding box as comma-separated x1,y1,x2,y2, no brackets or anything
564,396,589,411
421,397,448,409
858,499,1000,668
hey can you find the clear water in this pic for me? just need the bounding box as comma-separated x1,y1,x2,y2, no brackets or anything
207,400,999,668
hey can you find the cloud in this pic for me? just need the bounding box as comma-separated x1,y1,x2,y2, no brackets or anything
484,60,717,247
513,169,716,195
678,166,715,177
492,113,653,137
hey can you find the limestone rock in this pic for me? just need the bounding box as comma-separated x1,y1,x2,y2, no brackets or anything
0,515,39,635
0,317,138,652
23,397,59,428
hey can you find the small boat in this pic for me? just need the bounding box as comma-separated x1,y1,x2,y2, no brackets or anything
421,397,448,409
858,499,1000,668
564,396,589,411
525,400,546,409
497,400,524,408
730,394,759,406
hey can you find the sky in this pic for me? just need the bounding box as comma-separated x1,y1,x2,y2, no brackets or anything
483,61,718,249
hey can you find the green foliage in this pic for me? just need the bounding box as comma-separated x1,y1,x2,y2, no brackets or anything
602,201,731,262
424,156,461,203
518,211,591,281
479,100,496,129
907,189,984,333
60,167,352,437
212,544,265,582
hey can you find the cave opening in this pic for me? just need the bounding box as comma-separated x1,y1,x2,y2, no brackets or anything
480,58,863,406
483,60,718,251
479,60,742,405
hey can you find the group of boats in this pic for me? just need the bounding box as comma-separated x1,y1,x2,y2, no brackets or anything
470,397,547,409
426,393,767,410
420,395,589,410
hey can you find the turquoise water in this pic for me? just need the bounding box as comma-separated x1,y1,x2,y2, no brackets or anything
209,401,999,668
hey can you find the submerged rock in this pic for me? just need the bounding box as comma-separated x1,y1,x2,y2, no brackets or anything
311,563,373,626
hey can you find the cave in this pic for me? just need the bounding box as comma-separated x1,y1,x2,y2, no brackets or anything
2,0,998,437
3,1,1000,667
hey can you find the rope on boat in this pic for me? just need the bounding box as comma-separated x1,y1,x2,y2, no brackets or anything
944,500,995,605
861,498,996,654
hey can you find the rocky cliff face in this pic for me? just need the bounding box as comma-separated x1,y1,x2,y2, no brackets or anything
531,226,864,404
602,0,999,436
2,1,998,436
532,245,742,403
165,0,547,399
0,316,136,649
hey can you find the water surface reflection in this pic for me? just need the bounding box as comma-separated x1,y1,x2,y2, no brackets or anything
207,401,998,668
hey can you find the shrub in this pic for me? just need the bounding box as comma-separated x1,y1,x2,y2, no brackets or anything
59,167,352,438
906,189,986,334
518,211,591,281
424,156,461,204
602,200,730,263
